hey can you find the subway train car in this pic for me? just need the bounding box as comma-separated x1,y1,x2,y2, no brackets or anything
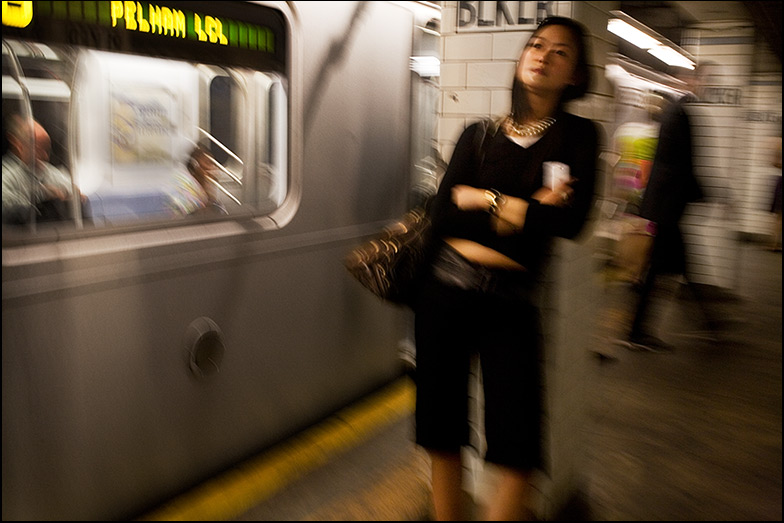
2,1,440,520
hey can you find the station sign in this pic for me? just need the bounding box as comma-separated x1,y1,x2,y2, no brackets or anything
2,1,287,72
456,1,565,32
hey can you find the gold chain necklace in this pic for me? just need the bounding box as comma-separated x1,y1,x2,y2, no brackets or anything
505,115,556,137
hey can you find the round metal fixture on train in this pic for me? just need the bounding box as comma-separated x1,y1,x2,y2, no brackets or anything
185,317,225,378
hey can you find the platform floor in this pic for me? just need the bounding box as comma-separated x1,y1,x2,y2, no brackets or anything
141,242,782,521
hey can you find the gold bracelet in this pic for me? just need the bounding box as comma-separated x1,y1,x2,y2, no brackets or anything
484,189,505,215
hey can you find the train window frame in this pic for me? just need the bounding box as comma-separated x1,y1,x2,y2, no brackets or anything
1,1,301,250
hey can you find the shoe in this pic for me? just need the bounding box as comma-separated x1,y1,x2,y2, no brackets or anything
626,333,674,353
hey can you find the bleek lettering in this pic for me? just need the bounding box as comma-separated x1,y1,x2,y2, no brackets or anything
110,1,227,44
458,1,556,30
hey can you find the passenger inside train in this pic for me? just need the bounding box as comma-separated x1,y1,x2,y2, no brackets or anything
2,114,87,225
175,143,229,216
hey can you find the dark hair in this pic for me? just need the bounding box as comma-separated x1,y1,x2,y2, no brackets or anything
511,16,591,118
187,145,204,174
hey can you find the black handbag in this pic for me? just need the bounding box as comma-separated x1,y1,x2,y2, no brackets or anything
344,117,500,305
343,199,433,306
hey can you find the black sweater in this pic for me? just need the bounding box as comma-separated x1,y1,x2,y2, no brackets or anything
430,111,599,276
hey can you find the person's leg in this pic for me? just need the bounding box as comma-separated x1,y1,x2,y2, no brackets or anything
429,450,466,520
627,234,677,351
480,293,541,520
629,252,662,341
483,466,535,521
414,274,475,520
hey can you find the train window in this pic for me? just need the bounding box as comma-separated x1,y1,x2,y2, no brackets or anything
2,1,290,238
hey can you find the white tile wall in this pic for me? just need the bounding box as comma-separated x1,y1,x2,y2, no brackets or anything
491,32,529,60
466,61,515,88
680,23,781,286
437,116,469,146
439,62,466,88
441,88,492,115
444,33,493,60
741,78,782,240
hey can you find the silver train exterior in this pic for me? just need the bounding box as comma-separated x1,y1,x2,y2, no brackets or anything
2,2,440,520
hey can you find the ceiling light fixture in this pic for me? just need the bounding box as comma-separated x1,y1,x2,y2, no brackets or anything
647,45,695,69
607,18,661,50
608,10,696,70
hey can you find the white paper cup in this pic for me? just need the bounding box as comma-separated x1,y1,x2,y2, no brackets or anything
543,161,570,190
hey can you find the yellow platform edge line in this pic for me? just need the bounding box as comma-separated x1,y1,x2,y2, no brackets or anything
138,376,415,521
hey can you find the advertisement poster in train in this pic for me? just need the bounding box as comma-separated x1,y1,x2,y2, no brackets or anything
111,87,175,166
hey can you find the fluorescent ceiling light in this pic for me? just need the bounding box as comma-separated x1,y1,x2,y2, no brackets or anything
647,45,695,69
607,18,660,49
608,12,696,70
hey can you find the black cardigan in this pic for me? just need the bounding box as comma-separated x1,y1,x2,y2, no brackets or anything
430,111,599,276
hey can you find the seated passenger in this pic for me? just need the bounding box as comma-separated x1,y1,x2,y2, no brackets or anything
2,115,85,224
168,144,228,216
